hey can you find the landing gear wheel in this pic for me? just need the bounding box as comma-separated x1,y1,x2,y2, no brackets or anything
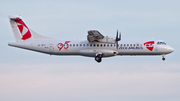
162,57,165,61
95,55,102,63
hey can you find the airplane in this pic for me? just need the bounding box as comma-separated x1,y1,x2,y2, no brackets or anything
8,15,174,63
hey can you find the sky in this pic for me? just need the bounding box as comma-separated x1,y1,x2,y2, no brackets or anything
0,0,180,101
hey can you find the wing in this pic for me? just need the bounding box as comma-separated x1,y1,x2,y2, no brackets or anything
87,30,104,42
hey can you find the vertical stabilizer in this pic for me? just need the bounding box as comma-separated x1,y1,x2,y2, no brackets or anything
9,15,32,42
8,15,53,42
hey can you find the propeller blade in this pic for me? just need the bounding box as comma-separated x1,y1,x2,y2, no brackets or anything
116,30,118,41
115,30,121,49
116,41,118,49
115,30,119,49
119,32,121,41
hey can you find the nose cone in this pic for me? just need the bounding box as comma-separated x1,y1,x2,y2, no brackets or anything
158,45,174,54
165,46,174,53
169,47,174,53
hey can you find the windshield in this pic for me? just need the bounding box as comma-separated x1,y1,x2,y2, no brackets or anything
157,42,166,45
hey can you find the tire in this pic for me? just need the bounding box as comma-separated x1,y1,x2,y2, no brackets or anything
95,56,102,63
162,57,165,61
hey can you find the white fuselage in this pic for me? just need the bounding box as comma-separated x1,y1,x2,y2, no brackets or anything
8,39,174,58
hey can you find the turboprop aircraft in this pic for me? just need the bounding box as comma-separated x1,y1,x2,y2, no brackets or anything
8,15,174,63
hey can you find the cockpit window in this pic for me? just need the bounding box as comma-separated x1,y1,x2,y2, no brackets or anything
157,42,166,45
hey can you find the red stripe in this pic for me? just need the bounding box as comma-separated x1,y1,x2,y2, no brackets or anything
17,25,23,33
15,19,32,40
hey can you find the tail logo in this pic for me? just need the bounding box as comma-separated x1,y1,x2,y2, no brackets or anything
15,18,31,40
144,41,154,51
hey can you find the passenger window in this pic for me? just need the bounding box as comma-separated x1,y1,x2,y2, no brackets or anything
73,44,75,47
121,44,122,47
130,44,132,46
90,44,92,47
100,44,102,47
59,44,63,47
134,44,135,46
124,44,126,47
111,44,113,47
127,44,129,47
76,44,78,47
104,44,106,47
80,44,82,47
94,44,96,47
97,44,99,47
107,44,109,47
83,44,85,46
137,44,139,46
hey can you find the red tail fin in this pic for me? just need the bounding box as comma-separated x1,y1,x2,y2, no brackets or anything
9,15,53,42
14,17,32,40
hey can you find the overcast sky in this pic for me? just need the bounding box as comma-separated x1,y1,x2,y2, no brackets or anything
0,0,180,101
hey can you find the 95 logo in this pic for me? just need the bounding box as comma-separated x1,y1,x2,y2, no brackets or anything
57,41,71,51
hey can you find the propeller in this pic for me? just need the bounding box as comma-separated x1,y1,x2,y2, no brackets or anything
115,30,121,49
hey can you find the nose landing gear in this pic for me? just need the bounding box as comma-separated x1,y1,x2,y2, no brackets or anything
162,54,165,61
162,57,165,61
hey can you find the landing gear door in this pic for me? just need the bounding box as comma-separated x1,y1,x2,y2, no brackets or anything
49,44,54,52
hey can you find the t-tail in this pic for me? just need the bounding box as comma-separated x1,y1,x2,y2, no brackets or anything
8,15,53,42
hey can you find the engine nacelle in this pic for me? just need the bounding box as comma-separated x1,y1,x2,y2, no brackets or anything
87,30,116,43
97,36,116,43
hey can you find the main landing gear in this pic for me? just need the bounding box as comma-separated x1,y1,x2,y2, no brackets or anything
95,54,103,63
